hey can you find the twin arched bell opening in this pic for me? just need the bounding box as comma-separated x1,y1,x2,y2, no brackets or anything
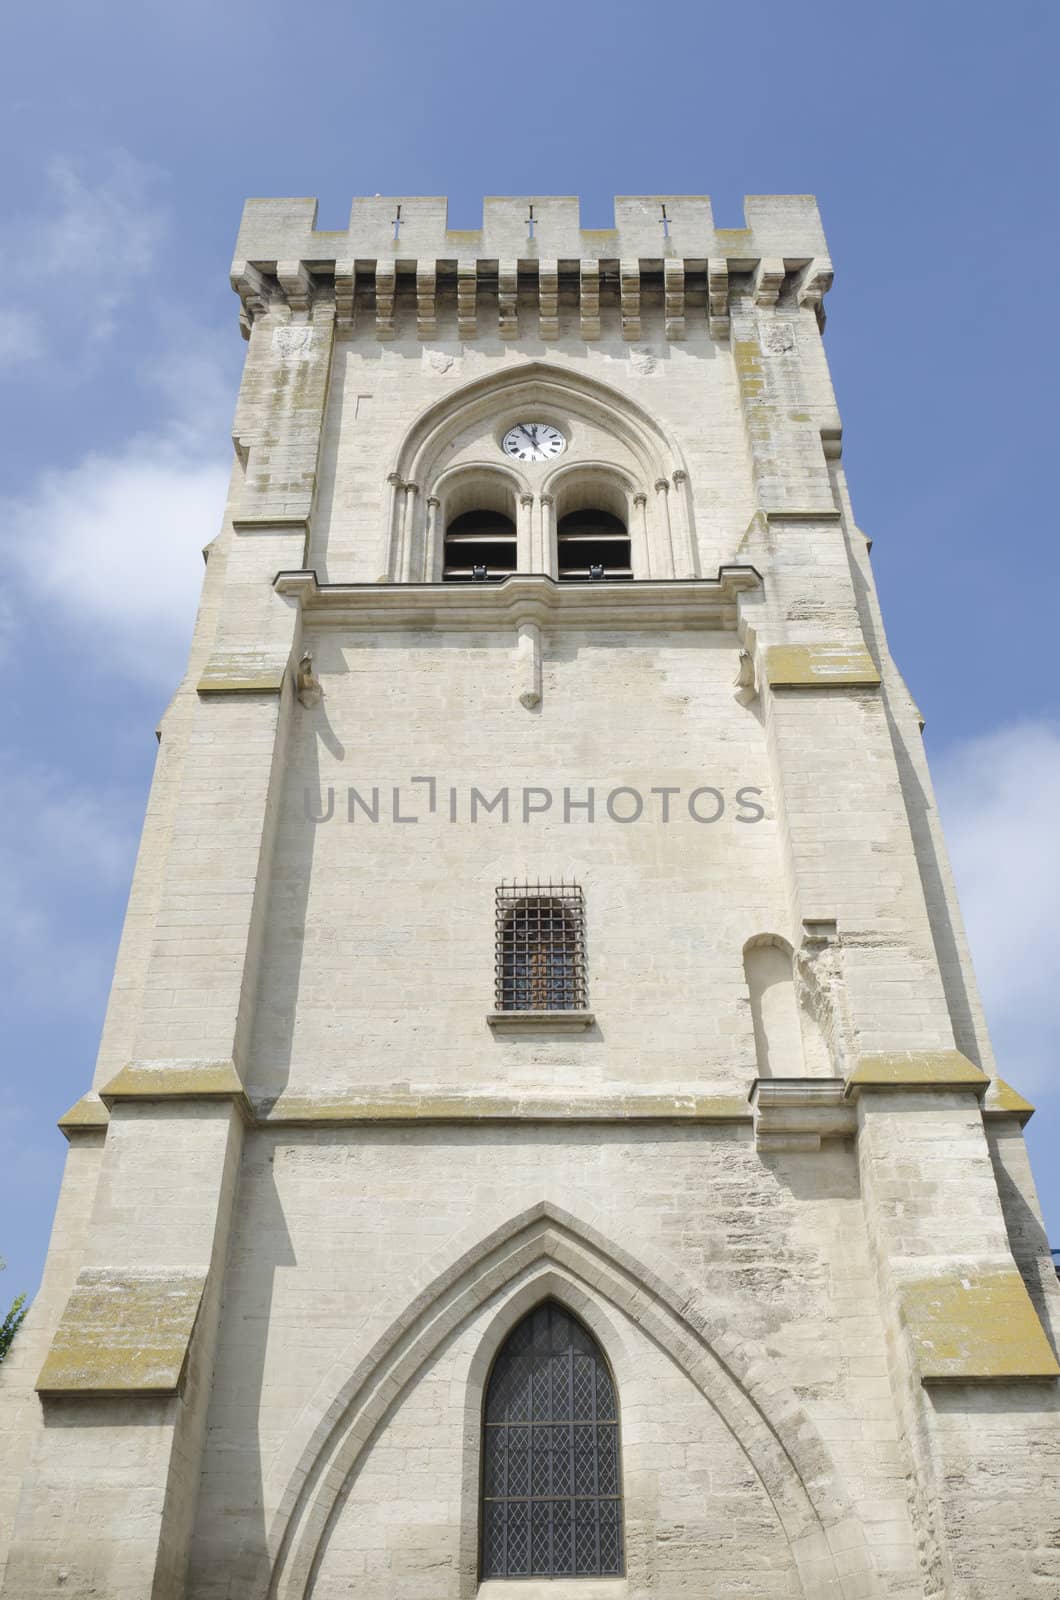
557,508,632,582
442,507,632,583
442,509,517,582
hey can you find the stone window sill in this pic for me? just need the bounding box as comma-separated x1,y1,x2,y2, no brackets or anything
478,1583,626,1599
487,1010,596,1031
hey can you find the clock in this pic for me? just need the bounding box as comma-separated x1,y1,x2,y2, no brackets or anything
501,421,565,463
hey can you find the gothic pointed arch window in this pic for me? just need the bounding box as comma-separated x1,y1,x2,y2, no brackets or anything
481,1300,623,1579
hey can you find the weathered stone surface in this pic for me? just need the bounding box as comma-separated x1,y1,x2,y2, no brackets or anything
36,1269,206,1395
2,192,1057,1600
899,1266,1060,1382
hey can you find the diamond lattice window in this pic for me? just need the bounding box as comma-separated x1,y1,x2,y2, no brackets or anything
481,1301,623,1579
495,883,587,1012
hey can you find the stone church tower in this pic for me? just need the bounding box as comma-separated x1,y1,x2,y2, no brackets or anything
2,194,1059,1600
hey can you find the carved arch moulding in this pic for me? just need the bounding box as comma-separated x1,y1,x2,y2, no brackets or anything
253,1202,880,1600
383,363,698,582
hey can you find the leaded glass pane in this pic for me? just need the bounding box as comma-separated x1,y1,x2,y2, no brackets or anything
599,1497,623,1574
550,1353,570,1419
483,1500,505,1577
573,1352,594,1419
507,1500,530,1575
597,1425,619,1495
531,1499,551,1574
481,1300,624,1578
552,1497,574,1575
574,1503,597,1573
507,1355,531,1420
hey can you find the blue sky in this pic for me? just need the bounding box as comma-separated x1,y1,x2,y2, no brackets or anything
1,0,1058,1299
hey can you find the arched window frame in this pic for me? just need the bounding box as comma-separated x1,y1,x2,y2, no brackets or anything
479,1299,624,1580
430,463,523,582
386,363,696,584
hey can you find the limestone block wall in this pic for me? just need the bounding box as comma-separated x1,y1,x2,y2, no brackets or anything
4,195,1060,1600
185,1127,912,1600
247,623,787,1103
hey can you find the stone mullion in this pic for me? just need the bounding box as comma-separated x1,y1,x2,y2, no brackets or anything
632,492,650,578
652,479,675,578
517,494,535,574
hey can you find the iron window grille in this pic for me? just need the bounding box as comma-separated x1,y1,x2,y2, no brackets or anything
481,1300,624,1579
495,882,587,1012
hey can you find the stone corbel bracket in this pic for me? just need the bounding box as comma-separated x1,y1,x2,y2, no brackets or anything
619,260,641,341
457,259,478,338
498,260,519,339
415,262,437,339
579,259,601,340
796,256,834,330
750,1078,856,1153
751,257,786,307
513,605,546,710
296,650,322,707
664,259,685,340
230,257,834,345
733,646,757,699
538,260,559,340
375,262,396,340
707,258,729,338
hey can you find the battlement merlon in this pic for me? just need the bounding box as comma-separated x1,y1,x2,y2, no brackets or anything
230,193,832,293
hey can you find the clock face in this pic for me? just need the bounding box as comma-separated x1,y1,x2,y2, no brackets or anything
501,421,566,463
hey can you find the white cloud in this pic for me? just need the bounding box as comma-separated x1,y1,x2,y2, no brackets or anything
1,152,167,367
934,721,1060,1090
0,153,241,684
0,296,236,686
2,432,230,686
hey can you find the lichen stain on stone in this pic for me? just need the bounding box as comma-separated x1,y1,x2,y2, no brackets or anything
901,1267,1060,1382
37,1271,207,1396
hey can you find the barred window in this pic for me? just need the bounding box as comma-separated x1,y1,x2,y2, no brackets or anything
495,882,587,1012
481,1301,623,1579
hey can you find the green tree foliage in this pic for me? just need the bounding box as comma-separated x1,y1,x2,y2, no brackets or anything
0,1293,27,1363
0,1259,29,1364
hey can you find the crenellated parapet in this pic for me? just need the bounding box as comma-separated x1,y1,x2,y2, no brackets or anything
230,193,834,341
